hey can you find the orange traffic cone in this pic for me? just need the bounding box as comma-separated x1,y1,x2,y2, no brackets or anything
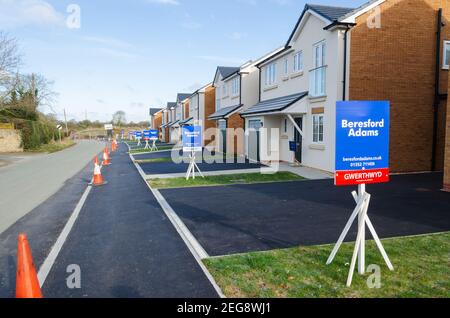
102,147,111,166
16,234,43,298
111,140,117,152
92,156,106,186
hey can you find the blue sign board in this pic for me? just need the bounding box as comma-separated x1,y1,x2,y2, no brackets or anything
135,131,143,139
335,101,390,186
289,141,297,152
143,130,151,140
182,126,202,152
149,130,159,140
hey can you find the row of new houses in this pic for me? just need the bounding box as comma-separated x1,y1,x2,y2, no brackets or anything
150,0,450,191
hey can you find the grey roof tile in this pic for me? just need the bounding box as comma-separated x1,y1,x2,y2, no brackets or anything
241,92,308,116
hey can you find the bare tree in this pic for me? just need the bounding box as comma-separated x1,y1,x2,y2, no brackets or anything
0,32,22,102
16,73,58,112
112,111,127,127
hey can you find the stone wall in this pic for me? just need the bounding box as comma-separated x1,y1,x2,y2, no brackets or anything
0,129,23,152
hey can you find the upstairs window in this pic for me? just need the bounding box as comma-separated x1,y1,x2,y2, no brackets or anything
216,87,221,109
284,58,289,75
265,62,277,86
222,84,228,97
231,77,240,96
314,41,326,68
294,52,303,72
444,41,450,70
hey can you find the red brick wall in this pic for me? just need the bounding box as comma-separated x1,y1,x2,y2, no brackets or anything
227,112,245,156
204,86,216,146
349,0,449,172
184,101,190,118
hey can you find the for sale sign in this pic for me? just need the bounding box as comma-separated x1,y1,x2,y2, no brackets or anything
149,130,159,140
135,131,143,139
335,101,390,186
183,126,202,152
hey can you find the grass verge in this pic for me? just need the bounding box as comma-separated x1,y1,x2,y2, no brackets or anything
129,145,174,154
203,232,450,298
28,139,76,154
148,171,304,189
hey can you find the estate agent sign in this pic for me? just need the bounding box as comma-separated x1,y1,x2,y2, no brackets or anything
335,101,390,186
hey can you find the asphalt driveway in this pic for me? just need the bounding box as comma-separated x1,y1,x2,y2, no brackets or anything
160,173,450,256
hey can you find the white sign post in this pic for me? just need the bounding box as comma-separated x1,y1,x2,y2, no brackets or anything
183,126,204,181
329,101,394,287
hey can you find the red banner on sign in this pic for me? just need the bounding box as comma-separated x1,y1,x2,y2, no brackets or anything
335,168,390,186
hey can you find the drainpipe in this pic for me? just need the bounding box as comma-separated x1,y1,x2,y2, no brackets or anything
432,8,443,171
342,26,351,101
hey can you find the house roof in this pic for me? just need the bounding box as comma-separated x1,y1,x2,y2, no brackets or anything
286,3,355,46
208,104,243,120
167,102,177,109
218,67,240,79
308,4,355,22
177,94,191,103
149,108,163,116
241,92,308,116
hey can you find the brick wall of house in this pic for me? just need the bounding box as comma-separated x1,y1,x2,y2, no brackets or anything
444,72,450,191
349,0,449,173
154,113,162,138
227,113,245,156
184,101,190,118
204,86,216,146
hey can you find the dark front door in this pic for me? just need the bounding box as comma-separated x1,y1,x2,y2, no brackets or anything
218,120,227,154
294,117,303,163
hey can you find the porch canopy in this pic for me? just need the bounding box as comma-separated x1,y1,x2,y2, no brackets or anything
240,91,308,117
167,120,180,128
179,117,193,126
208,104,242,120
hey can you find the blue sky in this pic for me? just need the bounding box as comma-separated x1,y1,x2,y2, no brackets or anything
0,0,359,122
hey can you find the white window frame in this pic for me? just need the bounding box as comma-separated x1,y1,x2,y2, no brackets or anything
312,114,324,144
293,51,303,72
443,40,450,70
314,41,326,68
265,62,277,86
231,77,240,96
216,86,221,110
222,83,228,97
284,58,289,75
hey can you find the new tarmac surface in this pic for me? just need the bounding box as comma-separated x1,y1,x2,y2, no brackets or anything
0,140,105,235
161,173,450,256
0,143,218,298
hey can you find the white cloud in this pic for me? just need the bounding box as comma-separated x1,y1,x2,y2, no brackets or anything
145,0,180,5
0,0,65,29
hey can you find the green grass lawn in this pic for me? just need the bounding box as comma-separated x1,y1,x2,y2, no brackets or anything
129,145,175,154
29,139,76,154
204,232,450,298
148,171,304,189
135,154,241,164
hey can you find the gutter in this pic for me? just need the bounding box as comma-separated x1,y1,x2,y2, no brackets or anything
432,8,444,171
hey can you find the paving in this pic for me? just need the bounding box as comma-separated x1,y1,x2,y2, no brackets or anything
0,140,105,235
160,173,450,256
39,144,218,298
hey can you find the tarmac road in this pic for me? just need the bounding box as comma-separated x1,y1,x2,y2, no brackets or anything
0,140,105,235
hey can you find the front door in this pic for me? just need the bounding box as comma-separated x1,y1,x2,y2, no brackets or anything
248,119,261,162
294,117,303,163
218,120,227,154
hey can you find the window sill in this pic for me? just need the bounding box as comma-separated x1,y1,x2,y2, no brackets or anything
290,71,303,79
263,84,278,92
309,95,327,103
231,95,240,100
281,76,289,82
222,95,230,99
309,143,325,151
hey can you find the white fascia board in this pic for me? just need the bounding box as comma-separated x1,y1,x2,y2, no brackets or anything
340,0,386,23
258,48,295,69
291,10,331,44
